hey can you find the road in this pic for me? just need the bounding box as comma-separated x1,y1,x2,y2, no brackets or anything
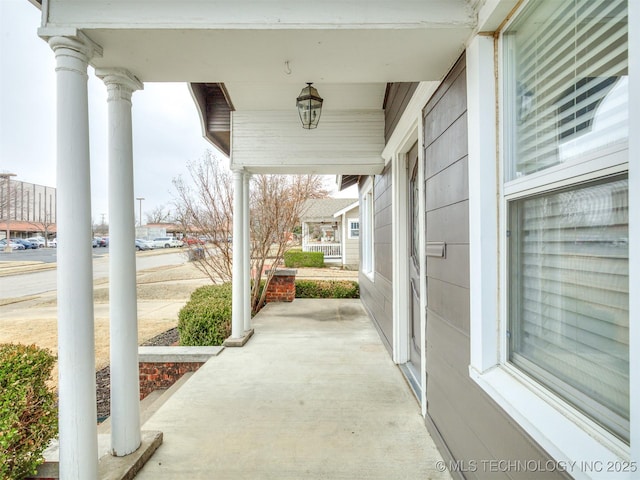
0,250,188,300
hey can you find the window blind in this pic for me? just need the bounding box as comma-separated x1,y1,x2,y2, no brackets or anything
504,0,628,180
509,176,629,441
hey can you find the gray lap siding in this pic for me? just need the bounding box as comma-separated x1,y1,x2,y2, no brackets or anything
359,164,394,353
422,54,565,479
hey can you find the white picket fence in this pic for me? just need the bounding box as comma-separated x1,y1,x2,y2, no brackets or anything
303,243,342,258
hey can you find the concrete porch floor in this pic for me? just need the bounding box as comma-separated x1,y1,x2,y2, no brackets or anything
136,299,451,479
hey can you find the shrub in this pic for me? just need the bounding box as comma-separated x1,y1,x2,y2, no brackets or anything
284,250,324,268
187,282,232,303
0,344,58,480
178,283,232,346
295,280,359,299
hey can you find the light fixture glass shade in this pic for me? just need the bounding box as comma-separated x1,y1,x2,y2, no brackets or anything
296,83,323,129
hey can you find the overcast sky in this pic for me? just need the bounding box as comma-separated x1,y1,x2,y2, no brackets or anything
0,0,353,226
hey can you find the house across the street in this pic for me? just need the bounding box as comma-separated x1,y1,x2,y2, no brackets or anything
301,198,359,269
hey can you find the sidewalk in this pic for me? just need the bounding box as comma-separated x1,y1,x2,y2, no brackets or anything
136,299,450,480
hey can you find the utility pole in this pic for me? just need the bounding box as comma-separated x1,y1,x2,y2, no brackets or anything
136,197,144,227
1,172,17,252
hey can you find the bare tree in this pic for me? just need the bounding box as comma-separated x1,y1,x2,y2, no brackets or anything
249,174,327,313
0,178,18,237
173,151,234,283
173,150,328,314
145,204,172,224
29,213,56,246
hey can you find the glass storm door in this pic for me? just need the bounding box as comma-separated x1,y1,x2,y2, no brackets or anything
408,143,423,395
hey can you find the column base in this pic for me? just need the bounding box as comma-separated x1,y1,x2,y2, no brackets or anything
98,430,163,480
30,431,162,480
223,329,255,347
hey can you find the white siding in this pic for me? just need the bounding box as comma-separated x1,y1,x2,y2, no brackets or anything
344,208,360,267
231,110,384,174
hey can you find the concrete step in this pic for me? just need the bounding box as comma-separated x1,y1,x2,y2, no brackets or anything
97,371,195,434
141,371,195,428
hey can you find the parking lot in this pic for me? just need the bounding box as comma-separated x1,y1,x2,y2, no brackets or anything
0,245,108,264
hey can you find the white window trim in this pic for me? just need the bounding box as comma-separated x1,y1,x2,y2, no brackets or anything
361,176,375,281
387,83,437,418
629,0,640,466
466,6,637,474
347,218,360,239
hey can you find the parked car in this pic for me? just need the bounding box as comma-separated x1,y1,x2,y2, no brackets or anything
184,237,204,246
12,238,37,249
26,237,46,248
152,237,183,248
137,239,155,250
100,237,109,247
49,238,57,248
135,239,154,251
0,239,25,250
92,237,100,248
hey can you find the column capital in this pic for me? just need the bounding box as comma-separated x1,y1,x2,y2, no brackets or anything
96,68,144,102
45,32,102,77
43,29,103,63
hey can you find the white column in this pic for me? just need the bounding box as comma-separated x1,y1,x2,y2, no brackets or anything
302,222,308,248
48,34,101,480
466,35,499,373
341,214,347,267
232,170,245,338
242,172,251,331
96,68,143,456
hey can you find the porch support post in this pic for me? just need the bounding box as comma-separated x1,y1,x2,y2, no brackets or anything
232,169,245,338
302,222,308,248
341,214,347,267
243,172,252,330
96,68,144,456
47,34,101,479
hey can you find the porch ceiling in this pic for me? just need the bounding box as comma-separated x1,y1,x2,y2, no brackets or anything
83,26,471,118
38,0,478,174
81,25,472,172
86,27,472,89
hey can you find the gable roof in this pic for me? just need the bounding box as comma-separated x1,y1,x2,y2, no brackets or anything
333,201,359,218
301,198,358,221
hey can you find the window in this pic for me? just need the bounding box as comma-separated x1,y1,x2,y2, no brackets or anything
503,0,629,443
348,219,360,239
361,178,374,277
508,176,629,441
503,0,628,185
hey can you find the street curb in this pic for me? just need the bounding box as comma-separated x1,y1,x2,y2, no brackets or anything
0,262,57,277
0,247,186,278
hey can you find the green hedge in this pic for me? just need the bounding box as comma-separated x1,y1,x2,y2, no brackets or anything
295,280,359,299
178,283,232,346
284,250,324,268
0,344,58,480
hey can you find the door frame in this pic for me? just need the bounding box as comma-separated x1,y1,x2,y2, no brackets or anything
385,82,437,416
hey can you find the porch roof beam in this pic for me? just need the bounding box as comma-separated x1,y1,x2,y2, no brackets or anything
44,1,475,31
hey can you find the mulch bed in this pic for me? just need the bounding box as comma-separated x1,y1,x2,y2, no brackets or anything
96,328,179,422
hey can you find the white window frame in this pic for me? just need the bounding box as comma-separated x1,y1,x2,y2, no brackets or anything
467,1,638,475
348,218,360,239
360,177,374,279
